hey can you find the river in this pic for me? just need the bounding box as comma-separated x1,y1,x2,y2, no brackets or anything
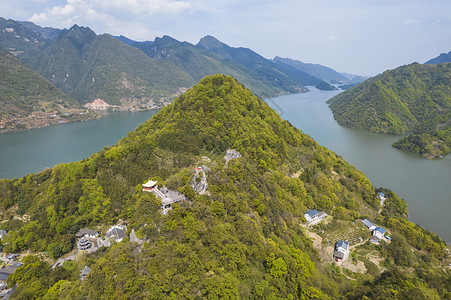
266,87,450,242
0,89,449,241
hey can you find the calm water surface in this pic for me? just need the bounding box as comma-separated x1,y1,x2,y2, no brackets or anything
267,87,450,241
0,110,158,179
0,90,449,241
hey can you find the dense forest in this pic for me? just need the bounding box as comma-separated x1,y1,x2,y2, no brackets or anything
0,75,448,299
327,63,451,158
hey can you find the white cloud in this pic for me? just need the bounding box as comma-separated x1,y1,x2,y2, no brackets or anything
402,19,422,25
327,35,338,42
29,0,192,30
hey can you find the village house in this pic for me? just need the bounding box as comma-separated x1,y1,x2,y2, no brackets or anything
0,262,21,288
333,240,350,262
304,209,327,224
362,219,377,231
373,227,386,239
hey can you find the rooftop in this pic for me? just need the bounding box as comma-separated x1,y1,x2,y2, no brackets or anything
76,228,98,238
143,180,158,188
374,227,386,234
362,219,375,229
336,240,349,251
305,209,319,218
106,227,126,241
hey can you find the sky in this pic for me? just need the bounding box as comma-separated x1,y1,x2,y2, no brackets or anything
1,0,450,76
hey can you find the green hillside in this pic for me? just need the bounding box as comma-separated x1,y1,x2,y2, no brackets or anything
0,75,448,298
0,47,98,133
327,63,451,157
28,25,194,108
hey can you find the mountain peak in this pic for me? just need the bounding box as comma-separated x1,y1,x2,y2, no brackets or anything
57,24,96,45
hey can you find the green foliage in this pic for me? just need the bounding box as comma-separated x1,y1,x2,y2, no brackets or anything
0,75,447,299
392,128,451,158
328,63,451,157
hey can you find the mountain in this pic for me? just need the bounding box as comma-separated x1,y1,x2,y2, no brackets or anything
118,34,312,97
0,75,448,298
0,17,49,64
273,56,349,83
28,25,194,108
197,35,308,94
425,51,451,64
17,20,61,40
327,63,451,158
0,47,98,133
119,35,296,98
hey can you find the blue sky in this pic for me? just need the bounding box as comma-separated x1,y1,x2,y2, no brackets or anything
2,0,450,76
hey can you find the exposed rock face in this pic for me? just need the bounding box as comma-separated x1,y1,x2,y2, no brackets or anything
190,165,209,194
224,149,242,165
84,98,111,110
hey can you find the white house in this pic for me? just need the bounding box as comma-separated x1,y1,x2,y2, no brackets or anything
373,227,386,239
304,209,327,224
362,219,377,231
334,240,350,262
378,192,386,205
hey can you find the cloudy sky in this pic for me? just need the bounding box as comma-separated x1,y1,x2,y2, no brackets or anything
2,0,450,76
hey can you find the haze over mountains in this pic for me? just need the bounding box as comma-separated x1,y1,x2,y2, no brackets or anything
0,17,358,114
425,51,451,64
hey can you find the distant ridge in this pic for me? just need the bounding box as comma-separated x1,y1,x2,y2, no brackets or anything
425,51,451,64
273,56,349,83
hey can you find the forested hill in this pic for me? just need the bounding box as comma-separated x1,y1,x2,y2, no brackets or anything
327,63,451,158
0,75,448,298
0,47,98,133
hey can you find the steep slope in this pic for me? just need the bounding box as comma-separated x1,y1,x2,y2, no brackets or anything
0,47,98,133
327,63,451,157
0,75,447,299
27,25,194,108
118,34,308,98
0,17,49,64
273,56,349,83
17,20,61,41
425,51,451,64
197,35,308,94
121,35,291,98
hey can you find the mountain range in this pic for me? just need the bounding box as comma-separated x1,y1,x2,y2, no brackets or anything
0,17,357,114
